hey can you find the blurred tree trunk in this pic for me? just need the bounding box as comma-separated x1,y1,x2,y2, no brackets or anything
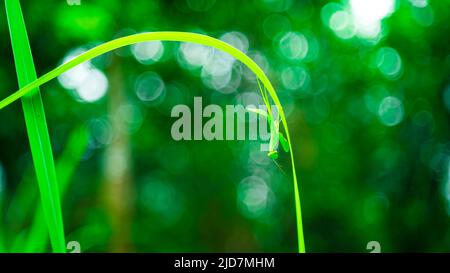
103,56,133,252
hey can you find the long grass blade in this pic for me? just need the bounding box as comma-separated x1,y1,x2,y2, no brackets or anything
7,126,89,252
4,0,65,252
0,31,305,253
24,126,89,252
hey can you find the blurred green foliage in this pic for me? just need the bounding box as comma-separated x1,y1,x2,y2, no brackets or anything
0,0,450,252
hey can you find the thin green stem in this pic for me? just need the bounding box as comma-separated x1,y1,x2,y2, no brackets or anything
0,31,305,253
24,126,89,252
4,0,66,253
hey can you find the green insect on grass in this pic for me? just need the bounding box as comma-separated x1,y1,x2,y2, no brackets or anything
0,30,306,253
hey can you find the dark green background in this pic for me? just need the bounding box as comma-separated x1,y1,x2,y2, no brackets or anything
0,0,449,252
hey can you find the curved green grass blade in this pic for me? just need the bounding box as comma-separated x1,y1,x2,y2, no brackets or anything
4,0,65,253
0,31,305,253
